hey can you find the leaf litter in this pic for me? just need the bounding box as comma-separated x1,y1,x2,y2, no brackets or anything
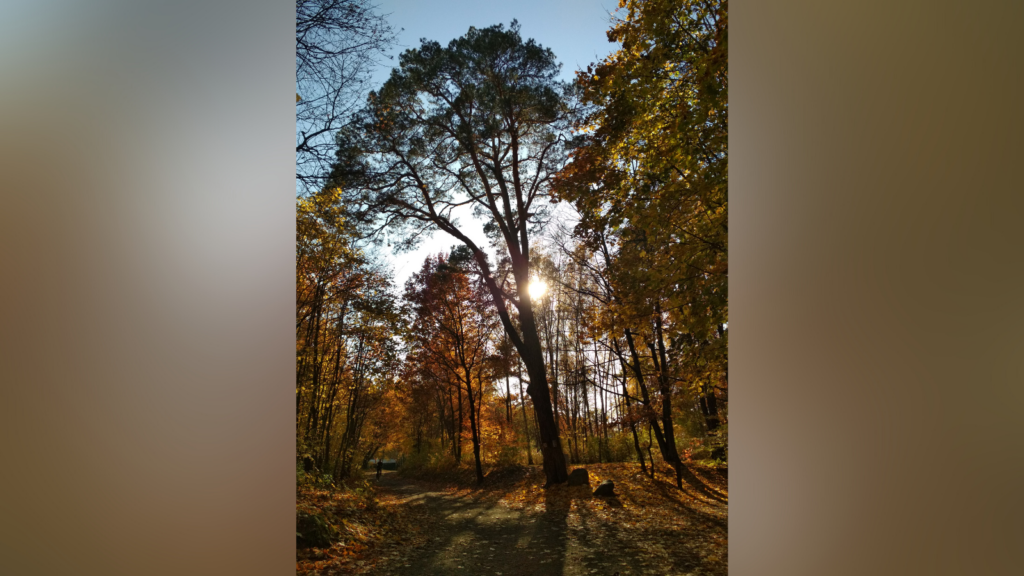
297,463,726,575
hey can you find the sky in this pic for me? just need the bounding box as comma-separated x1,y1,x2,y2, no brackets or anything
364,0,622,290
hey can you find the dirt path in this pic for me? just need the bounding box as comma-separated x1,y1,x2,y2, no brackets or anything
370,470,723,576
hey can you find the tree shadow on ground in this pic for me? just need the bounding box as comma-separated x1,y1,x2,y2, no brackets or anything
577,493,710,575
675,464,728,503
379,474,579,576
376,470,725,576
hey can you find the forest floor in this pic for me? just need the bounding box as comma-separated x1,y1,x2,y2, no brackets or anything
297,462,727,576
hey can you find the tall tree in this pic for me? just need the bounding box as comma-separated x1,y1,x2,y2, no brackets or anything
334,22,573,485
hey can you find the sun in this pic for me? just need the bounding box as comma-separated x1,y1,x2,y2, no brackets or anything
528,279,547,299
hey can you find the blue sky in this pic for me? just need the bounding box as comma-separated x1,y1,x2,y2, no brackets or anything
365,0,622,289
372,0,621,86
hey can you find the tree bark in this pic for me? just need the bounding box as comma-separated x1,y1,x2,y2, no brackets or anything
521,324,568,485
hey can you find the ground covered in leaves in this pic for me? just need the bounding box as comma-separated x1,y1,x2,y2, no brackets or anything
295,476,433,574
297,462,727,575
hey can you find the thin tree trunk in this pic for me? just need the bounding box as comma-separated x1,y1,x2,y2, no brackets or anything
613,337,649,477
701,384,720,433
464,371,484,484
650,306,686,488
505,367,512,425
625,327,682,487
518,358,533,465
456,374,463,463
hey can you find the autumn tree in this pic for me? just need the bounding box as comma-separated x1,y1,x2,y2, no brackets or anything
404,254,499,484
333,22,573,485
554,0,728,488
296,188,402,480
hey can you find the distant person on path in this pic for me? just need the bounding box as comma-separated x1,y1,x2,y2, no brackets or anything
376,458,383,480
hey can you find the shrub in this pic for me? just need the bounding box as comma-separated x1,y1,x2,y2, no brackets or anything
488,443,521,468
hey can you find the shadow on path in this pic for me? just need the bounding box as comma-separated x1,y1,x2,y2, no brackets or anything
372,469,725,576
374,473,611,576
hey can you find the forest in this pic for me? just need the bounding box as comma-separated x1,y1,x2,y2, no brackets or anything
296,0,727,574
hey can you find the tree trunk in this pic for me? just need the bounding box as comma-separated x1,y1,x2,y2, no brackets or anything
701,385,720,433
464,372,485,484
518,358,533,465
505,369,512,425
612,337,649,477
520,311,568,485
456,379,463,463
468,247,567,485
646,423,656,480
624,327,684,488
